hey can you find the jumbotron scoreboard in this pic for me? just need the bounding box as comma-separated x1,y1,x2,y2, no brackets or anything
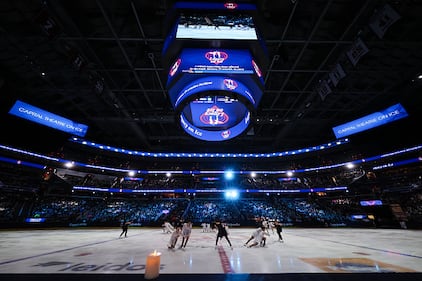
163,1,268,141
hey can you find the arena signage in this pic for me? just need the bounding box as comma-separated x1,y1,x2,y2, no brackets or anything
8,100,88,137
332,103,408,139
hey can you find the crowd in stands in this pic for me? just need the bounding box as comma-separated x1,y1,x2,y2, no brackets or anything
0,143,421,229
185,199,241,224
1,191,421,229
25,196,188,227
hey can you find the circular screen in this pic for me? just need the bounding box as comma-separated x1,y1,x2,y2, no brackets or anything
175,76,254,141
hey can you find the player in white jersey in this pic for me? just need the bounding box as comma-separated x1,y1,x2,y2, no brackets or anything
168,227,181,249
162,221,174,234
180,221,193,248
244,226,269,247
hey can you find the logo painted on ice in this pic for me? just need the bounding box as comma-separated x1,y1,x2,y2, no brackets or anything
205,51,228,65
223,79,238,90
33,261,165,272
200,105,229,125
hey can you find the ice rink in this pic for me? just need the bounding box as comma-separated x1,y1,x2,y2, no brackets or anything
0,227,421,280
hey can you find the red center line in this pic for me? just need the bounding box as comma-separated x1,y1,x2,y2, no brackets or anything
216,246,235,273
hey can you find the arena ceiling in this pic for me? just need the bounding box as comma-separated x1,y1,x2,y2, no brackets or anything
0,0,421,155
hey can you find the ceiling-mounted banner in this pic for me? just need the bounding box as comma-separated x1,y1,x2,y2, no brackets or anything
369,4,401,39
8,100,88,137
332,103,408,139
346,37,369,66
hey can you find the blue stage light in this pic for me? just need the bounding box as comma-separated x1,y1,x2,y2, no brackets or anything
224,170,234,180
224,189,239,200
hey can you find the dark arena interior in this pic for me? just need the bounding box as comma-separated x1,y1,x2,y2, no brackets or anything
0,1,421,281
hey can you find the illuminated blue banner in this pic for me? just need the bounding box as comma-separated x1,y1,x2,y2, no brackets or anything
8,100,88,137
332,103,408,138
360,200,383,206
25,218,46,223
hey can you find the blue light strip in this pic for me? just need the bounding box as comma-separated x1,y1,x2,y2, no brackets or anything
0,145,61,162
372,157,422,170
68,137,350,158
0,155,46,169
72,186,348,194
0,144,421,176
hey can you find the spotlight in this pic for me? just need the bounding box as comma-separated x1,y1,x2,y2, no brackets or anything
224,189,239,200
224,170,234,180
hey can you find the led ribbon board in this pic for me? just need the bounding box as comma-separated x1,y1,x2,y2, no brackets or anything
168,49,263,141
332,103,408,139
8,100,88,137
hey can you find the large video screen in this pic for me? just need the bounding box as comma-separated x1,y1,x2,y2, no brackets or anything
175,13,258,40
162,1,269,76
167,48,264,88
186,96,247,129
172,77,254,142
